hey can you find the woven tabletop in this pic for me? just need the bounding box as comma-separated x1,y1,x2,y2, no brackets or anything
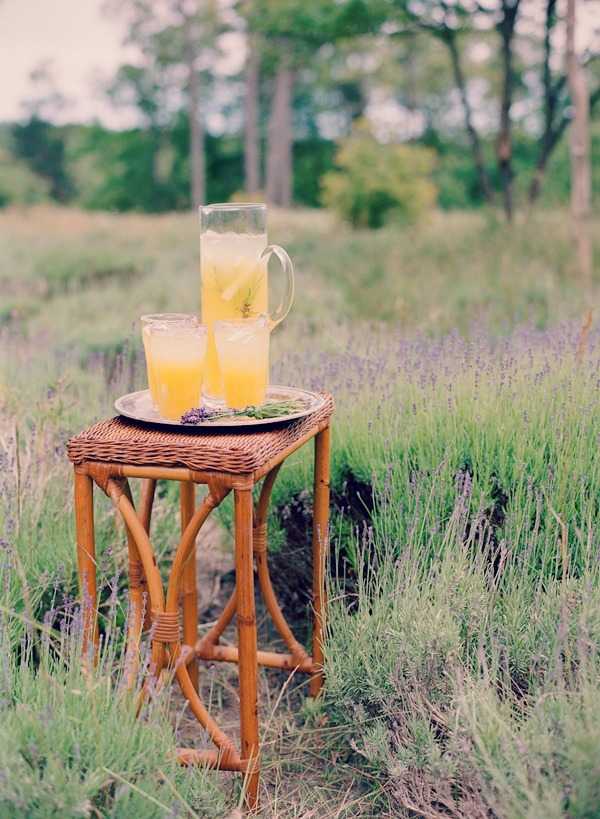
67,393,333,474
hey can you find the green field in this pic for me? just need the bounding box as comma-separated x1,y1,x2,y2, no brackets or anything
2,205,600,817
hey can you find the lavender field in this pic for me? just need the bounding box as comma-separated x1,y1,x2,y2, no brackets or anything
2,206,600,817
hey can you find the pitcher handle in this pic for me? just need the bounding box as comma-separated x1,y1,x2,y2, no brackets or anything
260,244,294,328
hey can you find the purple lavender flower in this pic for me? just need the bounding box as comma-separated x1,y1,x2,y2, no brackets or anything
180,406,215,424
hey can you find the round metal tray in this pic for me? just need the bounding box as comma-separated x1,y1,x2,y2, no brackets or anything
115,385,325,428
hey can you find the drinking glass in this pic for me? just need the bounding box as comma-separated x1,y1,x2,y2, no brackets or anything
200,203,293,401
141,313,197,408
214,316,270,410
147,319,208,420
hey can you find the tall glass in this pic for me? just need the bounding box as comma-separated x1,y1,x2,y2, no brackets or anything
199,203,294,401
214,316,270,410
141,313,197,407
149,320,208,420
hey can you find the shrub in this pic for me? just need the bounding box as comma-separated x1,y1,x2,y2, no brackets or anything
230,189,266,203
0,149,50,208
322,123,437,228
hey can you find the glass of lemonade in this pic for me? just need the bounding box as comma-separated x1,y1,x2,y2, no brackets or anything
214,316,270,410
141,313,196,408
200,203,294,402
146,317,208,420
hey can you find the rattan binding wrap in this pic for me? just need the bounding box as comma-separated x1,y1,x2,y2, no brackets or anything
67,393,334,474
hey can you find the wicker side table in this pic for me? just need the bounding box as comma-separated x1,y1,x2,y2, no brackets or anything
67,395,333,811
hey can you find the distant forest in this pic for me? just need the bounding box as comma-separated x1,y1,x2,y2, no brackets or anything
2,117,599,214
1,0,599,216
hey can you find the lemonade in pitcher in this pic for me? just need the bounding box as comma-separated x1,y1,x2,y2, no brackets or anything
200,204,294,402
201,232,268,397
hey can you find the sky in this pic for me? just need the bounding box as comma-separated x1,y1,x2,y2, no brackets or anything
0,0,138,127
0,0,247,130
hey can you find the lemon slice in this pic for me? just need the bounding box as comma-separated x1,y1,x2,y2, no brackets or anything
220,259,262,303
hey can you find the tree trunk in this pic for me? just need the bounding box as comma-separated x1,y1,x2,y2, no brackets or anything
530,85,600,203
528,110,568,203
244,34,260,195
266,59,294,208
566,0,592,288
183,11,205,208
528,0,565,203
188,66,205,208
497,0,520,222
444,29,494,204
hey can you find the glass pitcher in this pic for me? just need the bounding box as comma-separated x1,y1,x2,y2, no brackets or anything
199,203,294,401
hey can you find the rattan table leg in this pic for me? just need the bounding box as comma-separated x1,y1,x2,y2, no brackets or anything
108,482,167,678
180,481,198,692
235,487,260,811
139,478,156,532
74,469,98,667
310,424,331,698
121,480,145,689
254,465,311,667
138,479,156,630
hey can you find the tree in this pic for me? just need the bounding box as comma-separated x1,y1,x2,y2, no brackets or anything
528,0,600,203
443,25,494,203
394,1,495,203
266,57,295,206
566,0,592,287
235,0,264,195
394,0,598,212
244,32,261,195
496,0,521,222
107,62,176,207
249,0,387,207
528,0,568,202
11,62,74,202
0,148,50,208
394,0,525,220
180,0,206,207
107,0,222,209
11,118,73,202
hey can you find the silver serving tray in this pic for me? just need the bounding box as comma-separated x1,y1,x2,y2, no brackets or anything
115,385,325,428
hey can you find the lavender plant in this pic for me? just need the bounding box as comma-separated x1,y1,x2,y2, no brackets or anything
3,206,600,816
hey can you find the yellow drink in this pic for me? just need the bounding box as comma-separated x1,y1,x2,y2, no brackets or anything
214,317,270,410
141,313,194,408
201,231,267,399
150,325,207,420
222,363,268,409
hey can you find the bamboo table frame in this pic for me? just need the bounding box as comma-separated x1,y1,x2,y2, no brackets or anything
71,418,331,812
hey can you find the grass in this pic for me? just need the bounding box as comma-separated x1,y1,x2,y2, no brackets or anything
2,205,599,350
0,609,226,818
2,203,600,816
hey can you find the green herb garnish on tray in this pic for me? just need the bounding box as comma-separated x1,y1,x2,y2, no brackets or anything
180,399,306,425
